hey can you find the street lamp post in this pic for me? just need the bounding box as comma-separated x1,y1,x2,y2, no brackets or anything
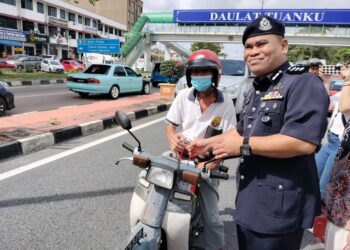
257,0,269,10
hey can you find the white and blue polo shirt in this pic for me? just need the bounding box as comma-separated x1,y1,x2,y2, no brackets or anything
165,87,237,141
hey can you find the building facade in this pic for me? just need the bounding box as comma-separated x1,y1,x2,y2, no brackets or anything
68,0,143,32
0,0,142,59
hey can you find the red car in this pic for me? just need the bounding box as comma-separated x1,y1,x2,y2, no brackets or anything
329,79,343,96
61,60,85,71
0,58,15,69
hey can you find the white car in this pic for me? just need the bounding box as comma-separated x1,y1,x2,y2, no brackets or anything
174,58,254,120
41,59,64,73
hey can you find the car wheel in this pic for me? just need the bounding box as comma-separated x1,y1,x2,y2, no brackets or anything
142,82,151,95
17,65,23,71
78,92,89,97
0,97,7,117
109,85,119,99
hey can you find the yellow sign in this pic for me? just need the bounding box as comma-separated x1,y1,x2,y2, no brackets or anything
14,47,23,52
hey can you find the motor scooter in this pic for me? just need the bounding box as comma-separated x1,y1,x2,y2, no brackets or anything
114,111,229,250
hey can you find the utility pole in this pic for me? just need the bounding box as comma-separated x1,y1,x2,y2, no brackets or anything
257,0,269,10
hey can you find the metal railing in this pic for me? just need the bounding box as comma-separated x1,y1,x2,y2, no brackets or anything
117,33,150,67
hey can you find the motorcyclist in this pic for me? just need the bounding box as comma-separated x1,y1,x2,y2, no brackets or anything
165,49,237,250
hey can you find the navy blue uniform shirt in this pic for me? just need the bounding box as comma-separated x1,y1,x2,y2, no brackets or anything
235,61,329,234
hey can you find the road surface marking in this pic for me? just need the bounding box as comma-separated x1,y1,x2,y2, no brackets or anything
0,116,165,181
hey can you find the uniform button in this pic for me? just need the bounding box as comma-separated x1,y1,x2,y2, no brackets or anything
278,185,283,190
255,90,261,95
240,175,245,180
261,102,266,108
265,107,270,111
252,107,256,112
247,124,252,129
240,157,244,163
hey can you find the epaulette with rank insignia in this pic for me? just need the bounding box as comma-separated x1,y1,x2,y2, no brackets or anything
286,66,308,74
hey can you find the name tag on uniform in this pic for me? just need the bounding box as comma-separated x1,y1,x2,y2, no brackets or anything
261,91,283,101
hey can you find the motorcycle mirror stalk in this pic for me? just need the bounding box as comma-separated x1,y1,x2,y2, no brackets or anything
115,111,142,152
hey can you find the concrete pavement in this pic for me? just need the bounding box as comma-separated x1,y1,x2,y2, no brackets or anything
0,92,171,161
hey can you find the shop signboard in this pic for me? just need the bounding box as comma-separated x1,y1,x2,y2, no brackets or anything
26,33,49,44
0,28,26,42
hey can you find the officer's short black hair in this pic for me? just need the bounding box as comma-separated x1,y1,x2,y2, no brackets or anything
242,15,285,45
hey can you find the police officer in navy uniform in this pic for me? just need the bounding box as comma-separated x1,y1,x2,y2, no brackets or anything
189,15,329,250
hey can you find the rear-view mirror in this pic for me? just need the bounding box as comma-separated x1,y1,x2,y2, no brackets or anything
115,111,132,130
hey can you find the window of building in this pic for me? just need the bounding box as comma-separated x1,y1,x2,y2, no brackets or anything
0,16,17,29
60,9,65,20
78,32,82,39
48,26,58,36
92,20,97,28
84,18,90,26
98,23,103,32
37,2,44,13
21,0,33,10
68,12,75,22
78,15,82,24
85,34,91,38
23,20,34,32
38,23,45,34
48,6,57,17
60,28,66,37
69,30,76,39
109,27,113,34
114,29,117,35
104,25,108,33
0,0,16,5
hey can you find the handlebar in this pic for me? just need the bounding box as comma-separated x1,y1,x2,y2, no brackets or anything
122,142,135,152
210,171,229,180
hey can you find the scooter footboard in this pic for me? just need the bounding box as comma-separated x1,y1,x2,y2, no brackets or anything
162,211,191,250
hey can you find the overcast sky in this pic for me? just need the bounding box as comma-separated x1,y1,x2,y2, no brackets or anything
143,0,348,12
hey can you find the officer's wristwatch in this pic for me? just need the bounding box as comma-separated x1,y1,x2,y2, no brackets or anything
240,137,251,156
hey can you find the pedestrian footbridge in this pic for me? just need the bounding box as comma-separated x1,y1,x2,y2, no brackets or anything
119,11,350,71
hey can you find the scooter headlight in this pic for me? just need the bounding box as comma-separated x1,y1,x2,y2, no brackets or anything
146,166,174,189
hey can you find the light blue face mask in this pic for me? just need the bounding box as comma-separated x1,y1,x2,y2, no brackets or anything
191,76,213,92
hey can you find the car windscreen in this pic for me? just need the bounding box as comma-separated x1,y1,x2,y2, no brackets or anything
221,59,245,76
84,65,111,74
49,61,60,65
330,80,343,91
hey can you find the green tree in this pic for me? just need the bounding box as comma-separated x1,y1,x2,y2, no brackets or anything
159,60,185,78
190,42,226,57
287,45,348,64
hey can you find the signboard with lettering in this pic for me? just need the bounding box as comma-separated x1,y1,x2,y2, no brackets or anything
26,33,49,43
173,9,350,25
49,16,68,27
77,39,120,54
0,28,26,42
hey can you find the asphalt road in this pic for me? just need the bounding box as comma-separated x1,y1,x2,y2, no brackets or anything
0,113,324,250
8,84,159,115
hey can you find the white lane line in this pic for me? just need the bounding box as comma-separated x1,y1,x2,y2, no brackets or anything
15,92,71,99
0,116,165,181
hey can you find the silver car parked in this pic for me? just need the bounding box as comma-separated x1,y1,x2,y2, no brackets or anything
9,56,43,70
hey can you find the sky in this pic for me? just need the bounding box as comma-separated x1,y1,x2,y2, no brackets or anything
143,0,348,12
142,0,349,58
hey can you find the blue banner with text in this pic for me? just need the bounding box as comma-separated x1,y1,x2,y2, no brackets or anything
173,9,350,25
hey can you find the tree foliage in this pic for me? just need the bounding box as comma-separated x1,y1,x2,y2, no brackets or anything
159,60,185,78
287,46,350,64
190,42,226,57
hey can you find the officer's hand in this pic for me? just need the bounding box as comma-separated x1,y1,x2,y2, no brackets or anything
169,133,185,153
213,133,243,159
